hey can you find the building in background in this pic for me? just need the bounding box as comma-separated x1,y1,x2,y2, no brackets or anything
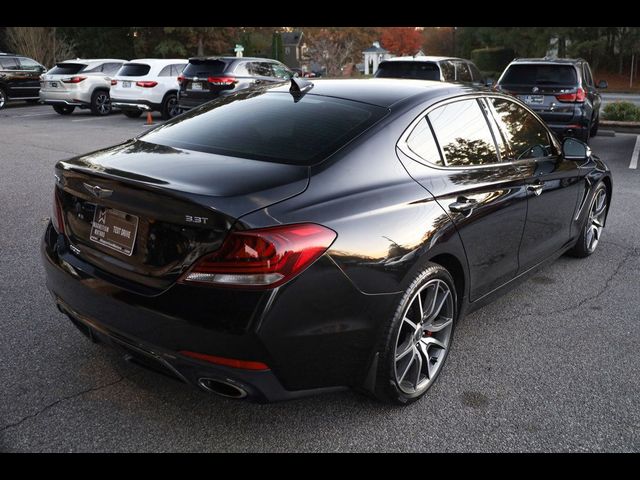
363,41,391,75
282,31,309,72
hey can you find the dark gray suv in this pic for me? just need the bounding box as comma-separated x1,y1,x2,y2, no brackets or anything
495,58,607,142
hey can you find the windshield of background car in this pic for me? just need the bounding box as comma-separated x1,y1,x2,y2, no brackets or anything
142,91,388,166
48,63,88,75
500,64,577,86
374,61,441,81
183,59,229,77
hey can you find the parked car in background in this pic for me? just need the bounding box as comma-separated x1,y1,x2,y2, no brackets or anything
110,59,187,119
494,58,607,142
177,56,294,110
39,59,126,115
43,78,612,404
0,52,46,109
374,56,487,86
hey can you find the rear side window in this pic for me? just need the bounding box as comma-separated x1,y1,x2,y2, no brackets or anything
48,63,87,75
583,64,594,87
271,63,291,79
0,57,19,70
183,59,228,77
102,63,123,75
171,64,186,76
158,65,172,77
500,64,577,86
428,99,499,166
142,92,388,166
454,61,472,82
118,63,151,76
440,61,455,82
489,98,553,159
374,61,441,81
405,118,443,166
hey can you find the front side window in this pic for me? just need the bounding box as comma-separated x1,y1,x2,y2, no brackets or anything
469,63,483,83
489,98,554,159
583,64,594,87
428,99,499,166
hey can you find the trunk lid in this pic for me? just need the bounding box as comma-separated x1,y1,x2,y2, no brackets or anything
55,139,309,290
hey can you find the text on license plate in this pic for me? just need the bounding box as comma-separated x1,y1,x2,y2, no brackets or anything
122,81,131,88
521,95,544,105
89,206,139,256
49,81,58,88
190,82,203,90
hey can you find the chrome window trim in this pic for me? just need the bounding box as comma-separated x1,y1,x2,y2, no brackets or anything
397,92,562,171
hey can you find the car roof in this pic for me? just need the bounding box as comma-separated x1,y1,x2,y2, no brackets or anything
59,58,128,64
126,58,188,65
510,57,585,65
382,56,465,63
188,56,281,63
268,78,473,108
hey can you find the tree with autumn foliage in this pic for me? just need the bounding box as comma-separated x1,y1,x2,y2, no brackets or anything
380,27,423,56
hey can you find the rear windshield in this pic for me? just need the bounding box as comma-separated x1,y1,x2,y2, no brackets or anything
141,91,388,166
501,64,577,86
48,63,87,75
117,63,151,76
375,62,441,81
183,59,229,77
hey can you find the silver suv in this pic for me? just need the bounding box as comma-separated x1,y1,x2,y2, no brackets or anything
40,59,126,115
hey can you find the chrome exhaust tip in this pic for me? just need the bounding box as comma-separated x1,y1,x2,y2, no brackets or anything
198,378,248,399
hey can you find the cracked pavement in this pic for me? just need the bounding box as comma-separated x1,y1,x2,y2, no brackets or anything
1,104,639,452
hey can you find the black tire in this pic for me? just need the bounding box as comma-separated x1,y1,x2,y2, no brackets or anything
590,113,599,137
90,90,111,116
53,105,75,115
567,181,608,258
161,93,180,120
0,88,7,110
373,262,458,405
123,110,143,118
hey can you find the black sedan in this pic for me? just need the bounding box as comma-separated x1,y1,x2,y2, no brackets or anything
42,78,612,404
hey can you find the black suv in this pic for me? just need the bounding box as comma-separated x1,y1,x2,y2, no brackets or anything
374,56,487,86
495,58,607,142
0,52,46,109
178,56,294,110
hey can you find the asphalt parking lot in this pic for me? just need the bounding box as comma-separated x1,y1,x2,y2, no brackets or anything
1,101,639,452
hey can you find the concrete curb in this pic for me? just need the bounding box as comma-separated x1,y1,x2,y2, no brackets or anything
600,120,640,134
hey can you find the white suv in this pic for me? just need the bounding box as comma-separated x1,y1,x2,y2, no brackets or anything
110,59,187,119
40,59,126,115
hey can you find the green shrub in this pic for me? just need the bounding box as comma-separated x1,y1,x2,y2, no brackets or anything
470,47,515,75
603,101,640,122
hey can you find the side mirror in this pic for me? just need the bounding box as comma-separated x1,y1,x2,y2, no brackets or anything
598,80,608,89
485,78,494,87
563,137,591,161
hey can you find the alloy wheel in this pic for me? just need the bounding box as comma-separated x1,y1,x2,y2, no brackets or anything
586,187,607,253
96,93,110,115
167,97,180,117
394,278,454,395
0,90,6,109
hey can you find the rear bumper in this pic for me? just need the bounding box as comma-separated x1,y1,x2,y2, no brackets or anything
40,89,92,106
42,223,392,401
111,98,161,112
547,123,589,139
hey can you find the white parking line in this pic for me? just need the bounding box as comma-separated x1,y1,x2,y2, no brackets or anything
71,117,110,122
630,135,640,169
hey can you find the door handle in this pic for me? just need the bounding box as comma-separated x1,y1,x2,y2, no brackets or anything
527,182,544,196
448,196,478,213
254,79,263,84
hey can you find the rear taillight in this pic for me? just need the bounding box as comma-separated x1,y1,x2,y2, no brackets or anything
51,188,65,235
62,76,86,84
556,87,586,103
207,76,237,86
179,223,337,289
136,81,158,88
110,79,117,86
177,74,185,85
